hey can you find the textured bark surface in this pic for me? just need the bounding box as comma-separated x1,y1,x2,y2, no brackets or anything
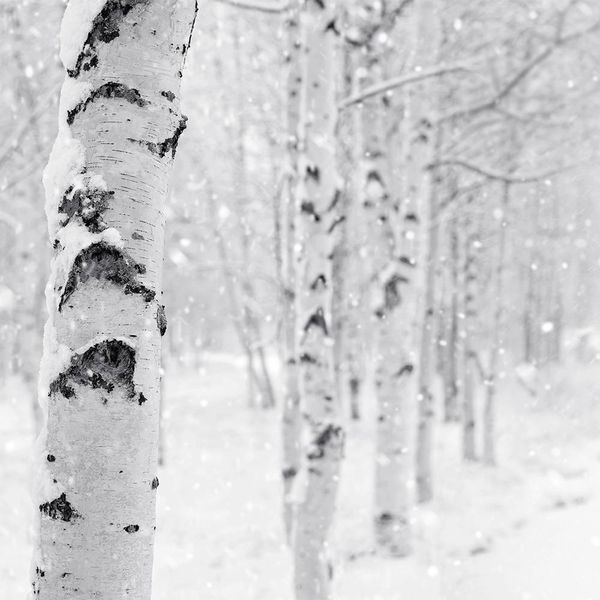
33,1,197,598
282,0,303,543
292,1,344,598
361,52,414,557
462,194,479,463
407,0,441,505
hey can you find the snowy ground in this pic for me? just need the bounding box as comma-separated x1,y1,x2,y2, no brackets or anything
2,355,600,599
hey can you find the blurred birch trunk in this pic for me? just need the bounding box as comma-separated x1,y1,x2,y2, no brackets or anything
408,0,441,504
292,1,344,597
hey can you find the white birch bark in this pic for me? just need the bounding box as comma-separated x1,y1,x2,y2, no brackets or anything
462,194,479,462
405,0,441,505
32,2,197,597
483,182,510,466
292,1,344,598
282,0,303,543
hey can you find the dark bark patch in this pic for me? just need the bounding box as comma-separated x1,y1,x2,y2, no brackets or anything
309,274,327,291
304,307,329,336
123,524,139,533
308,423,344,460
47,454,56,462
151,476,159,489
299,353,317,364
328,216,345,234
59,242,155,311
282,467,297,480
399,256,416,268
66,83,148,125
131,231,145,240
300,201,321,222
395,363,414,378
306,164,320,183
39,493,79,522
49,339,137,400
68,1,148,78
138,392,147,406
156,304,167,336
383,274,409,311
128,116,188,158
161,90,176,102
58,187,114,233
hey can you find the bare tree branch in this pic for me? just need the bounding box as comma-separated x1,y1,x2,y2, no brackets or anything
214,0,290,14
338,62,473,110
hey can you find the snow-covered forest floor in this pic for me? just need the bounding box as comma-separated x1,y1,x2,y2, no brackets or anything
2,354,600,599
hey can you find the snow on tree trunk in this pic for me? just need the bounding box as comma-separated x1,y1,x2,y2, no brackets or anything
291,1,344,598
32,1,197,597
406,0,441,505
282,0,303,544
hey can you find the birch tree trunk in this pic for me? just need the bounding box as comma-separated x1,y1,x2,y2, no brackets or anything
282,0,303,543
360,38,414,555
292,1,344,598
409,0,441,504
462,194,479,462
483,182,509,466
32,2,197,597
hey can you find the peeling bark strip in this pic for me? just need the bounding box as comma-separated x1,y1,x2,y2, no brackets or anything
49,339,137,400
59,242,155,311
58,186,114,233
67,82,148,125
40,493,80,522
68,0,149,78
128,116,187,158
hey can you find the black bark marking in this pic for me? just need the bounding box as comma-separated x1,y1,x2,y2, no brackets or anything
304,307,328,336
395,363,414,378
151,476,159,489
160,90,176,102
399,256,416,268
156,304,167,336
49,339,138,401
128,116,187,158
384,274,409,311
404,212,419,223
327,215,345,234
138,392,147,406
300,201,321,222
308,424,344,460
68,0,148,78
306,164,320,183
131,231,145,240
39,493,79,522
324,19,340,35
66,83,148,125
47,454,56,462
59,242,155,311
123,524,139,533
309,274,327,291
326,188,342,212
282,467,297,480
58,186,114,233
299,353,317,364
